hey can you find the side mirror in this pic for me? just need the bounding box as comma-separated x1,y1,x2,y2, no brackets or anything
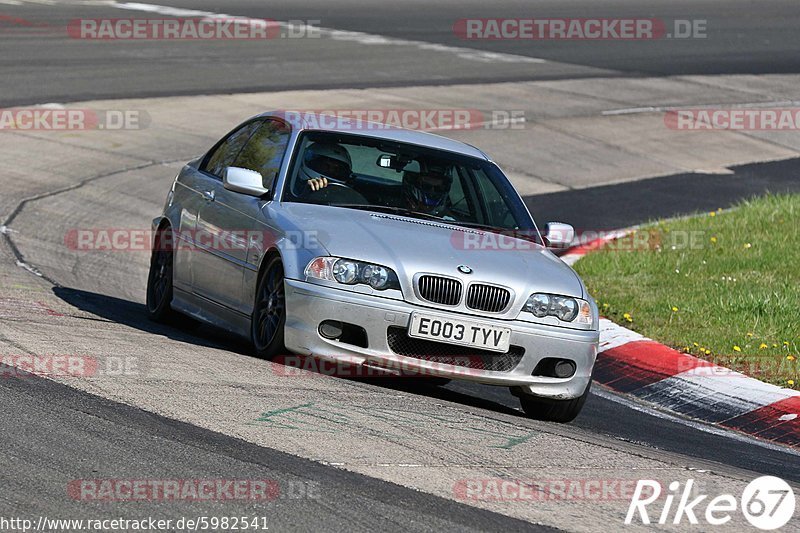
223,167,268,197
544,222,575,249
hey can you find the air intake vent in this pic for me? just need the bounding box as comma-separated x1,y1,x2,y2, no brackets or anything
417,275,462,306
466,284,511,313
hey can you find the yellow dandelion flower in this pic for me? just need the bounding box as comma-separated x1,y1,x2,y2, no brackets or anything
733,345,742,352
759,343,768,349
710,236,717,243
743,243,752,249
704,349,711,355
746,332,754,337
784,341,791,346
773,343,779,348
602,303,609,308
693,342,699,347
789,380,795,386
787,355,796,361
709,211,716,217
671,306,679,312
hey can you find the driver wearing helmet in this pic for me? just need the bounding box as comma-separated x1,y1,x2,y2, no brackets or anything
402,163,454,217
301,142,353,191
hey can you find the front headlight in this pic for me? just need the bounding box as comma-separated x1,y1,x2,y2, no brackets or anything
523,293,592,324
332,260,358,284
305,257,400,291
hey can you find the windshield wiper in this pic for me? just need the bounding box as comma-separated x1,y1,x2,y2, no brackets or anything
446,220,502,230
331,204,451,222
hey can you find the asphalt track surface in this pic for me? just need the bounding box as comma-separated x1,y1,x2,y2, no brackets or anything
524,157,800,231
2,0,800,106
0,368,549,532
2,0,800,530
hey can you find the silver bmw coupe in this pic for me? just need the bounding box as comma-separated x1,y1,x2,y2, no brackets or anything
148,111,599,422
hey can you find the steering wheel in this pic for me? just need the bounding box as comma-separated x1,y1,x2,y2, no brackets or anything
304,181,369,205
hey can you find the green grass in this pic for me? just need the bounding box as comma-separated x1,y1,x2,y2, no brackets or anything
574,193,799,388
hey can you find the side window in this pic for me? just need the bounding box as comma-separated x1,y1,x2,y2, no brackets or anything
233,119,292,189
202,121,260,178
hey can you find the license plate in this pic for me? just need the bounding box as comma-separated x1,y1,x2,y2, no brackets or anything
407,312,511,353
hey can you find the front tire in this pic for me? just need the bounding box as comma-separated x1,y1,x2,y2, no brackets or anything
251,256,287,360
146,227,175,322
518,381,591,423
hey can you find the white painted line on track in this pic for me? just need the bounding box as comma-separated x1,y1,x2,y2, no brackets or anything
604,100,800,116
110,2,546,64
15,259,43,277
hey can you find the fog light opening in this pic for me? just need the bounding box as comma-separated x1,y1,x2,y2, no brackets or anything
532,358,577,378
554,360,576,379
318,321,369,348
319,320,344,339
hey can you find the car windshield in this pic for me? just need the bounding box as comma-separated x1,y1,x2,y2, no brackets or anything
283,131,539,239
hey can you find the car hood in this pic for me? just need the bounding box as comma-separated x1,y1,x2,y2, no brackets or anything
277,203,585,301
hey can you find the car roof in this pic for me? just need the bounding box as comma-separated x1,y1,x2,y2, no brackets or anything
258,110,490,161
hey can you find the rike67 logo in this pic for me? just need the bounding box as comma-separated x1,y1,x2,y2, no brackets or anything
626,476,795,530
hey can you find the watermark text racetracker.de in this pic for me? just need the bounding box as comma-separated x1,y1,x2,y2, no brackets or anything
675,356,798,383
272,354,486,379
282,109,526,131
67,478,319,501
454,478,653,502
64,228,324,252
0,354,141,379
454,18,707,40
68,17,320,40
0,108,149,131
449,228,709,252
666,108,800,130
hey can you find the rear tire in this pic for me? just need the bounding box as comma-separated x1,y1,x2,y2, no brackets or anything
146,226,175,322
251,256,287,360
518,380,591,423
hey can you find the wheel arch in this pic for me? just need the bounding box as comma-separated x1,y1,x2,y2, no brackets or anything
250,247,283,309
256,248,283,282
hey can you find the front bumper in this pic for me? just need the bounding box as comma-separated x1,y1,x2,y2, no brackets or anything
283,279,598,400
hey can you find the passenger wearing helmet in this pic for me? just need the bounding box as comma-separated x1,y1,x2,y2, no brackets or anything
301,142,353,191
402,164,454,217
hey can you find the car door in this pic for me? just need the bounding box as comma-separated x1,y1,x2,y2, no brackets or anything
190,120,261,308
170,164,206,294
193,118,291,314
